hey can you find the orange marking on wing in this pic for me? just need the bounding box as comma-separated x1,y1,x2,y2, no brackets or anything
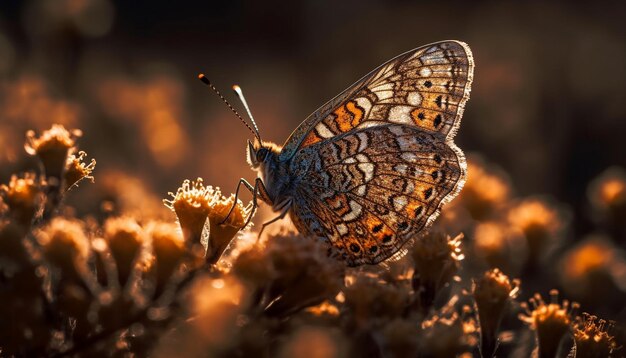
364,213,393,243
325,194,350,216
301,131,322,147
333,101,364,133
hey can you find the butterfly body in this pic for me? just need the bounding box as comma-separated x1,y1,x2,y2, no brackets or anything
246,40,474,266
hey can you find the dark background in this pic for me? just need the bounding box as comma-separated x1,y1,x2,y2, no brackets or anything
1,0,625,234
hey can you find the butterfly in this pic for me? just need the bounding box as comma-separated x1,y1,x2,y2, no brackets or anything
203,40,473,266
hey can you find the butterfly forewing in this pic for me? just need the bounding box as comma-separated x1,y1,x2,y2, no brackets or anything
270,40,473,266
279,40,473,161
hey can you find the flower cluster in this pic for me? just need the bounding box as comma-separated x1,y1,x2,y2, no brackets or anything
1,126,624,357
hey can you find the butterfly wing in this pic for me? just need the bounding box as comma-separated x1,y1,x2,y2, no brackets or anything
279,40,473,161
282,40,473,265
290,124,464,265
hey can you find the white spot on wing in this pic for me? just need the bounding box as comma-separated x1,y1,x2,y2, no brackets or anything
355,185,366,196
358,162,374,182
394,164,407,175
388,106,413,125
370,82,394,92
316,122,334,138
402,152,417,162
407,92,422,106
419,67,432,77
343,157,357,164
355,120,385,130
393,196,408,211
342,200,363,221
355,97,372,114
337,223,348,236
376,90,394,100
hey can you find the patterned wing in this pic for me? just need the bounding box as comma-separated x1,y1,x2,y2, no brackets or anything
279,40,474,161
289,124,465,266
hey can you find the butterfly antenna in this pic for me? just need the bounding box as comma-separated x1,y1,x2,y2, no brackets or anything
232,85,261,142
198,74,260,141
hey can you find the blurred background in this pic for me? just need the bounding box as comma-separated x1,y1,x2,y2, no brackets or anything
1,0,626,317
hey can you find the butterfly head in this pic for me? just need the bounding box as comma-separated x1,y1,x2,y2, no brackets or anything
246,139,280,169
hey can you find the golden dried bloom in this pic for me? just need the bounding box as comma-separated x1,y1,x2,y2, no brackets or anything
558,236,623,304
233,233,344,317
588,166,626,210
25,124,82,180
0,173,43,227
343,273,410,329
456,156,511,220
507,197,567,262
571,313,617,357
473,221,527,273
104,216,145,288
164,178,251,264
36,217,90,281
473,268,520,358
410,231,463,315
64,150,96,191
519,290,577,358
145,221,186,298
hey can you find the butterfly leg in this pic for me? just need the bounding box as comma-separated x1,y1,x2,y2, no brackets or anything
257,199,292,238
219,178,255,225
242,178,272,229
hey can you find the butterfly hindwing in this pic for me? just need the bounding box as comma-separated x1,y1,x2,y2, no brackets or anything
291,124,465,265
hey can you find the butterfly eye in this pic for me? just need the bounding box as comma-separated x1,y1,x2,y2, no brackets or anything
256,148,269,163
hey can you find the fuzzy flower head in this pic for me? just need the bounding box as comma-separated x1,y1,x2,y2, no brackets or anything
588,166,626,211
519,290,578,358
25,124,82,180
0,173,43,226
164,178,251,264
571,313,617,357
473,269,520,357
507,197,567,262
455,156,512,220
64,150,96,191
473,221,526,273
36,217,90,281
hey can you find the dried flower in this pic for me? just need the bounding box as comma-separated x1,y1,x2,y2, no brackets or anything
473,221,527,274
558,236,623,305
64,150,96,191
164,178,251,264
145,221,187,298
25,124,82,181
343,273,410,330
588,166,626,211
0,173,43,227
410,231,464,315
233,232,344,317
35,218,96,330
507,197,568,264
36,217,90,280
519,290,577,358
472,268,519,358
570,313,617,358
104,216,146,289
455,156,511,220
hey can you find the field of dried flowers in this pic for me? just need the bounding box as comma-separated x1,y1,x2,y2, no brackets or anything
1,123,624,357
